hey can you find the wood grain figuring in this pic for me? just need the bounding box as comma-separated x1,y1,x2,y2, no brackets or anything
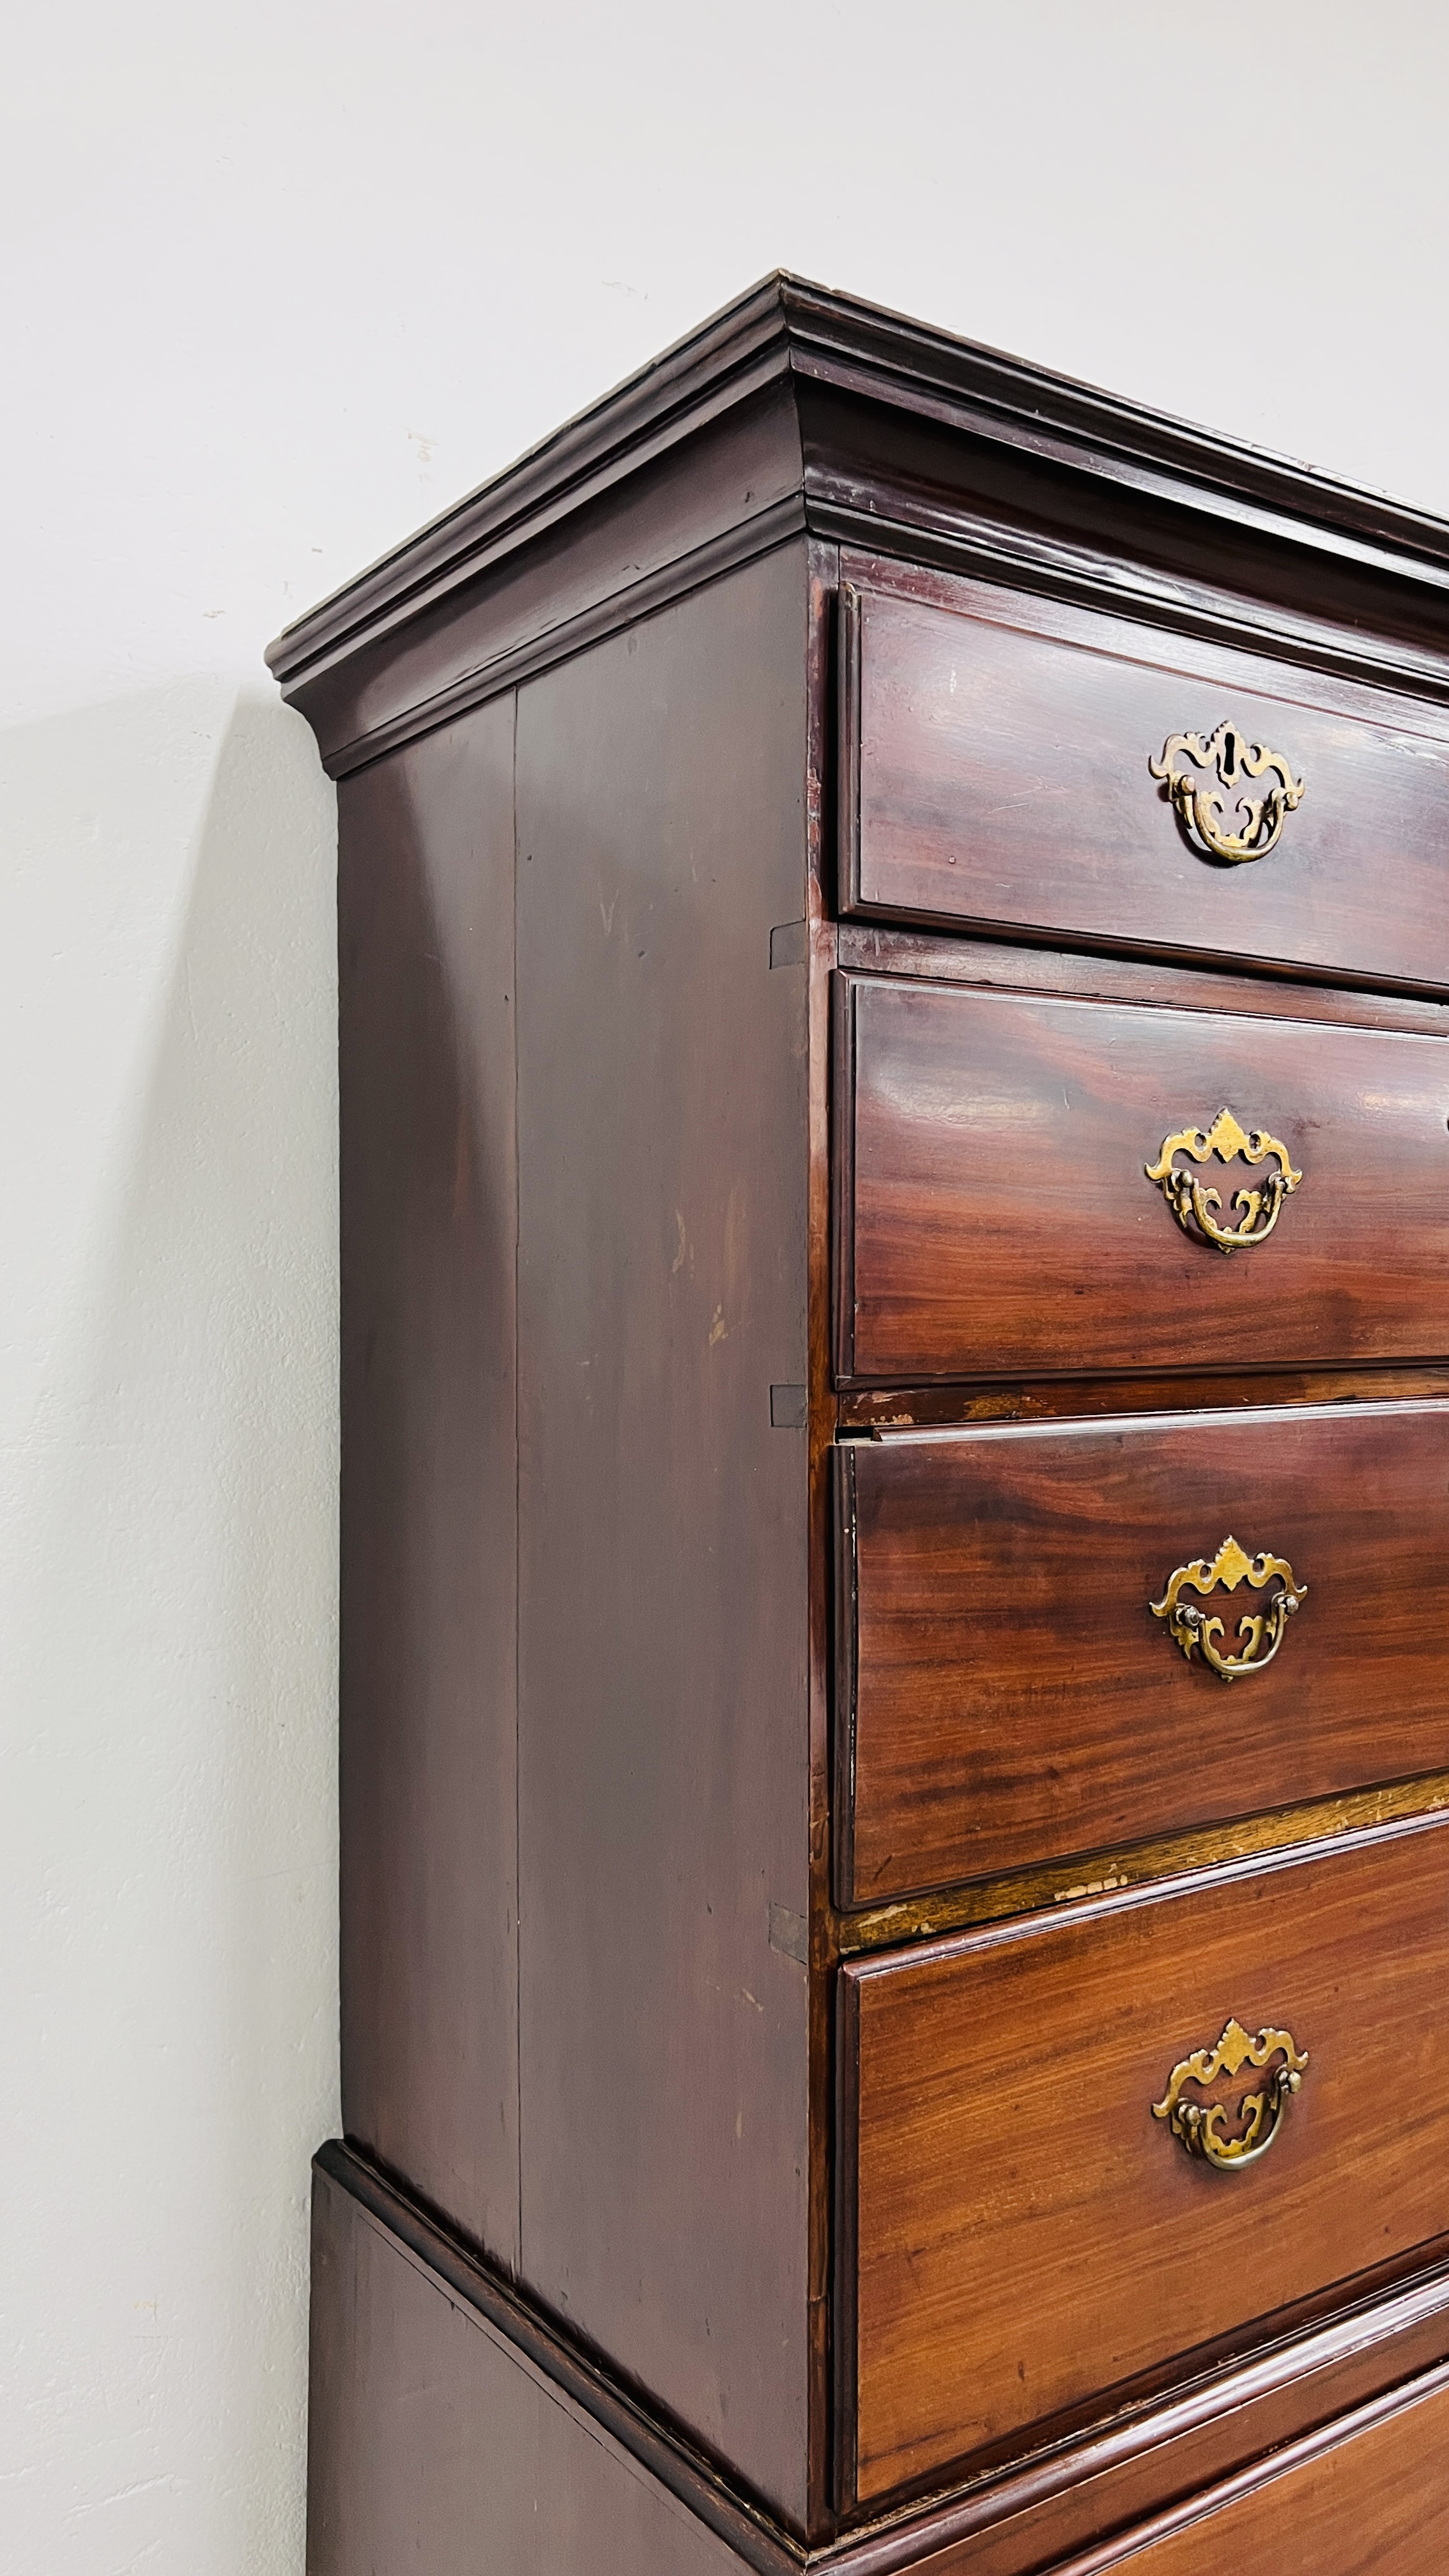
844,580,1449,990
841,975,1449,1384
1053,2367,1449,2575
310,2139,1449,2576
840,1400,1449,1904
515,548,813,2526
337,702,521,2266
877,2344,1449,2576
839,1816,1449,2504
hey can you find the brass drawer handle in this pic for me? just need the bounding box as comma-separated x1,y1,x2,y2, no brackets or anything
1144,1108,1301,1252
1153,2018,1308,2170
1149,719,1305,863
1151,1535,1307,1681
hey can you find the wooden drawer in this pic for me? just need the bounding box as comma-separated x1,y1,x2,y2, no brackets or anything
835,1401,1443,1906
836,1401,1449,1906
1057,2368,1449,2575
839,574,1449,991
837,1818,1449,2506
836,974,1449,1384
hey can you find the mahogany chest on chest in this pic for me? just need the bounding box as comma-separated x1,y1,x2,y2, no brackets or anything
270,277,1449,2572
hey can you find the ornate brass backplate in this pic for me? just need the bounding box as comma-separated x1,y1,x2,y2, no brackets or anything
1149,719,1305,862
1153,2018,1308,2170
1144,1107,1301,1252
1151,1535,1307,1681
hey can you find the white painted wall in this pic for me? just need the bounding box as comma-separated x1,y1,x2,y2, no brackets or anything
3,3,1446,2568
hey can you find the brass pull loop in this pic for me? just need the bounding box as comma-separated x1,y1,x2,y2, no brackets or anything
1153,2018,1308,2170
1144,1107,1301,1252
1150,719,1305,863
1150,1535,1307,1682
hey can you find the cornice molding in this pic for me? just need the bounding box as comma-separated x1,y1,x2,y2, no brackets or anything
267,273,1449,701
776,276,1449,592
266,279,797,690
321,494,806,780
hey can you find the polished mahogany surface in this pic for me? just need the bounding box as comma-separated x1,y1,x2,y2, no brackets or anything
273,279,1449,2570
839,1816,1449,2504
842,574,1449,990
839,1400,1449,1904
1061,2368,1449,2575
839,974,1449,1385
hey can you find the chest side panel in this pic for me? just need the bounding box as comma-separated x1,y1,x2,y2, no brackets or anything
515,542,815,2522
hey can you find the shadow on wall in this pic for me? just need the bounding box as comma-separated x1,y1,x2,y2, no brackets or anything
0,682,339,2576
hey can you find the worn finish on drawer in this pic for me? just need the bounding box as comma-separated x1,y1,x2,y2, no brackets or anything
838,975,1449,1384
838,1817,1449,2504
1064,2368,1449,2576
840,579,1449,990
837,1400,1449,1905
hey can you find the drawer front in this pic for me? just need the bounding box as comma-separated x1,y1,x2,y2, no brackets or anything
838,975,1449,1384
838,1820,1449,2504
841,578,1449,989
838,1402,1449,1905
1060,2370,1449,2575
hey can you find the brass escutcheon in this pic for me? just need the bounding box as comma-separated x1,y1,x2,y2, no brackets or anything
1150,719,1305,863
1150,1535,1307,1681
1153,2018,1308,2170
1144,1107,1301,1252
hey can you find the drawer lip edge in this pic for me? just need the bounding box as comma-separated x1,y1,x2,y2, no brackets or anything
835,1768,1449,1950
1038,2351,1449,2576
841,1390,1449,1450
839,1797,1449,1989
827,2259,1449,2556
841,572,1449,743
